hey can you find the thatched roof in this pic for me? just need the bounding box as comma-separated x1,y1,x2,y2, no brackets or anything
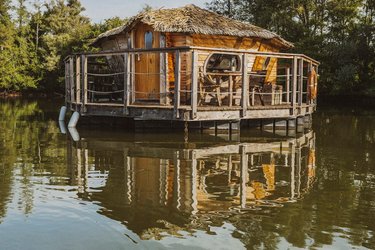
92,4,293,49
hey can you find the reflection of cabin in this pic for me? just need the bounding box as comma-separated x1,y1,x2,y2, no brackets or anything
67,130,316,238
64,5,319,124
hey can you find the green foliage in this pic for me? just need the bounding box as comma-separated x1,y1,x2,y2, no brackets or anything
0,1,373,95
206,0,375,95
0,0,130,93
0,0,39,91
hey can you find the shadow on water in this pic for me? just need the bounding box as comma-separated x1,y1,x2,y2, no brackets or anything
0,98,374,249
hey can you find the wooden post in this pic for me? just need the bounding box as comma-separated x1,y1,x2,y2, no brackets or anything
65,60,69,105
123,53,130,114
241,53,248,117
191,50,198,119
308,61,313,105
75,56,81,104
296,143,301,197
174,50,181,119
81,55,87,113
292,56,298,115
69,57,74,105
251,88,255,106
191,151,198,214
229,76,233,107
160,35,167,105
240,145,248,208
290,142,295,199
286,67,290,104
173,151,181,209
299,58,304,107
131,53,135,104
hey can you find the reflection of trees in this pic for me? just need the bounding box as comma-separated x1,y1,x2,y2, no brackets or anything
0,100,40,221
0,99,67,220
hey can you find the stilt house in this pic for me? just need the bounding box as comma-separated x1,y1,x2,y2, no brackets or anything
64,4,319,125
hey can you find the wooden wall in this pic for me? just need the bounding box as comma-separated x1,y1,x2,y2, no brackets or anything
166,33,192,103
192,34,280,84
96,27,284,104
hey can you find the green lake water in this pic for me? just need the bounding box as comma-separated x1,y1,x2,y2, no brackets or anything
0,98,374,250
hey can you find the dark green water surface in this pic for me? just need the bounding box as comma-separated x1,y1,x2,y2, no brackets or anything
0,99,374,250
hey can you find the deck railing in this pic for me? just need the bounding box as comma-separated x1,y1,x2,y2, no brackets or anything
65,46,319,119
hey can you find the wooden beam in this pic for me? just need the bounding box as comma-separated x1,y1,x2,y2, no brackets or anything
299,58,304,107
174,50,181,119
240,145,248,208
160,34,167,105
81,55,87,113
290,141,296,199
308,61,313,105
69,57,74,105
65,60,69,105
286,67,290,104
131,53,135,104
75,56,81,104
191,50,198,119
241,53,248,117
123,53,130,114
292,56,298,116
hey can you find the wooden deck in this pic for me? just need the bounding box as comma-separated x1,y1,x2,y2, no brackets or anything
65,46,319,123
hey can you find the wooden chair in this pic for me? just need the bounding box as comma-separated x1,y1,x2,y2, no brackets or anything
198,69,224,106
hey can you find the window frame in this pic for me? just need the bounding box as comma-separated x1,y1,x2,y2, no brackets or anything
144,31,153,49
204,52,242,74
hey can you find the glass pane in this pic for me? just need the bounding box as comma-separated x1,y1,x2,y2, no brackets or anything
205,54,241,73
145,31,153,49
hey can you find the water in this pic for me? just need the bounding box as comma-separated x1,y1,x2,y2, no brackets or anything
0,99,374,250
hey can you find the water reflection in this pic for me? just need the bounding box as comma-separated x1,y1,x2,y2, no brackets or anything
66,130,316,242
1,99,375,249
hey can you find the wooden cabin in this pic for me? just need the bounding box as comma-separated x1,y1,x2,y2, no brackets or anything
64,4,319,126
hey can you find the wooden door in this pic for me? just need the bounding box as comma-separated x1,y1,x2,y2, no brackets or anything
134,24,160,102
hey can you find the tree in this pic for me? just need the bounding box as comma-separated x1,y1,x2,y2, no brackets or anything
205,0,375,95
39,0,91,91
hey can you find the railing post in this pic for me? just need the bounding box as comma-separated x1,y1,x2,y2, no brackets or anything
174,50,181,119
299,58,304,108
131,53,135,103
65,60,69,105
191,50,198,120
75,56,81,104
81,55,87,113
241,53,248,117
292,56,298,116
123,53,130,114
69,57,74,105
286,67,290,104
308,61,313,105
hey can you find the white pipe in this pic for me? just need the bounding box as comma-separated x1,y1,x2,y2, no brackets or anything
68,112,80,128
59,106,67,121
58,121,67,134
68,127,80,142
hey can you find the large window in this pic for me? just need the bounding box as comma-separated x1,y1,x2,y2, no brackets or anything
145,31,153,49
205,53,241,73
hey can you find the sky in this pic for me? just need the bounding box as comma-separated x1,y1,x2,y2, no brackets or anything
79,0,207,23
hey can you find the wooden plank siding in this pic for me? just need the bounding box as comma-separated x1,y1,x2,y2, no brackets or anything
77,25,319,122
134,23,161,101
